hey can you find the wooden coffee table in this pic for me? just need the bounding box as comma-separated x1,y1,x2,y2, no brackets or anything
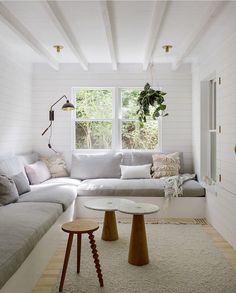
84,198,134,241
119,202,160,266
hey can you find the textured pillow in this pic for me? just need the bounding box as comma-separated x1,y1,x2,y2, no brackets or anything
71,153,122,179
12,172,31,195
152,152,180,178
120,164,152,179
0,175,19,205
39,153,68,178
25,161,51,185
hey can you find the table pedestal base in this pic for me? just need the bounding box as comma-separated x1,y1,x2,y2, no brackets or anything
128,215,149,266
102,211,118,241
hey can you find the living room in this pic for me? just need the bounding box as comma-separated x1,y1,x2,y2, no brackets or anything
0,1,236,293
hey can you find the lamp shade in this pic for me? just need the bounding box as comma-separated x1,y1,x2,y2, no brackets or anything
62,100,75,111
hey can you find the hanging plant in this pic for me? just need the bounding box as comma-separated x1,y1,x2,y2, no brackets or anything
137,83,168,126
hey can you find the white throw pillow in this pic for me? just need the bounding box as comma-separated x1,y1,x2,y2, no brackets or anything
120,164,151,179
25,161,51,185
152,152,180,178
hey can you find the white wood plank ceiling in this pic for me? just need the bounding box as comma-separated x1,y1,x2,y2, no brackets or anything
0,0,229,70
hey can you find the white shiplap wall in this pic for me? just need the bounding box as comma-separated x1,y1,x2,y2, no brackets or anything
0,44,32,156
192,2,236,248
32,63,193,172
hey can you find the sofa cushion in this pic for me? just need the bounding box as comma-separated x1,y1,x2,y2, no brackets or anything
77,178,205,197
41,177,81,186
0,175,19,205
0,156,25,177
120,164,151,179
71,153,122,179
12,172,31,195
121,151,159,166
25,161,51,185
17,153,38,166
0,202,62,289
121,151,185,173
18,184,77,211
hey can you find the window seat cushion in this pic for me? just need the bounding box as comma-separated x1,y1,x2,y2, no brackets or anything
77,178,205,197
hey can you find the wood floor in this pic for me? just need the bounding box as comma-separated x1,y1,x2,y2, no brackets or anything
32,219,236,293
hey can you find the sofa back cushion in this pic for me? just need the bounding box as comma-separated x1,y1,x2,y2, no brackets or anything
0,175,19,205
0,157,25,177
17,153,38,166
122,151,184,173
25,161,51,185
121,151,156,166
71,153,122,179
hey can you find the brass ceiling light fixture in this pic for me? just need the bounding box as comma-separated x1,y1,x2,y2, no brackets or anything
162,45,173,53
53,45,64,53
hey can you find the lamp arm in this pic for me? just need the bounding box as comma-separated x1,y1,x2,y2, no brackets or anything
41,121,52,136
50,95,68,110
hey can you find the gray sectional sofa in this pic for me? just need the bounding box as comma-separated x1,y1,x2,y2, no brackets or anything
0,150,205,290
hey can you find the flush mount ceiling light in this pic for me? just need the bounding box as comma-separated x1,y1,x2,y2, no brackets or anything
162,45,173,53
53,45,64,53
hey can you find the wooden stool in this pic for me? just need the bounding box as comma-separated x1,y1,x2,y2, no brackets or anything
59,219,104,292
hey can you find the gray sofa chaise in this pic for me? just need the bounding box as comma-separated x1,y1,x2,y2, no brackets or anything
0,154,77,290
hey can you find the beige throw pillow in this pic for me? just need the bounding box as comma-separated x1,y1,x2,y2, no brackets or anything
40,154,68,178
152,152,180,178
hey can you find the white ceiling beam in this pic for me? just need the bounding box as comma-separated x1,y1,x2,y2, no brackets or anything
0,2,59,70
143,1,169,71
43,1,88,71
173,1,227,70
100,1,117,71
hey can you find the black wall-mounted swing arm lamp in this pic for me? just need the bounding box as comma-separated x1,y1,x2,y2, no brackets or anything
41,95,75,151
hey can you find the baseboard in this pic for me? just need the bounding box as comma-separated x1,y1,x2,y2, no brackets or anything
75,196,206,219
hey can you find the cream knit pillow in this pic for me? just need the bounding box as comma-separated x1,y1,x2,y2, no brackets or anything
40,154,68,178
152,152,180,178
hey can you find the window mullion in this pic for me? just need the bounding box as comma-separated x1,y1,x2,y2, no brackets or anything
112,87,121,150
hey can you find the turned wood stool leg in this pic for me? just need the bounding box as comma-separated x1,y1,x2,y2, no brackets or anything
128,214,149,266
102,211,118,241
88,233,104,287
59,233,74,292
77,234,81,273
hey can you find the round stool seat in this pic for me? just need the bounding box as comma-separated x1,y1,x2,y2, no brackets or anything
59,219,103,292
62,219,99,234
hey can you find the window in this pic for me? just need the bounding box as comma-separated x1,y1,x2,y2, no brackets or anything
121,89,158,149
75,89,113,149
73,87,159,150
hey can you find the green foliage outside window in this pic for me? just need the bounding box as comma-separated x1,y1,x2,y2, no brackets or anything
121,89,158,149
75,88,158,149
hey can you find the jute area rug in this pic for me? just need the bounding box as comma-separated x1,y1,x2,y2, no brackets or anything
48,223,236,293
